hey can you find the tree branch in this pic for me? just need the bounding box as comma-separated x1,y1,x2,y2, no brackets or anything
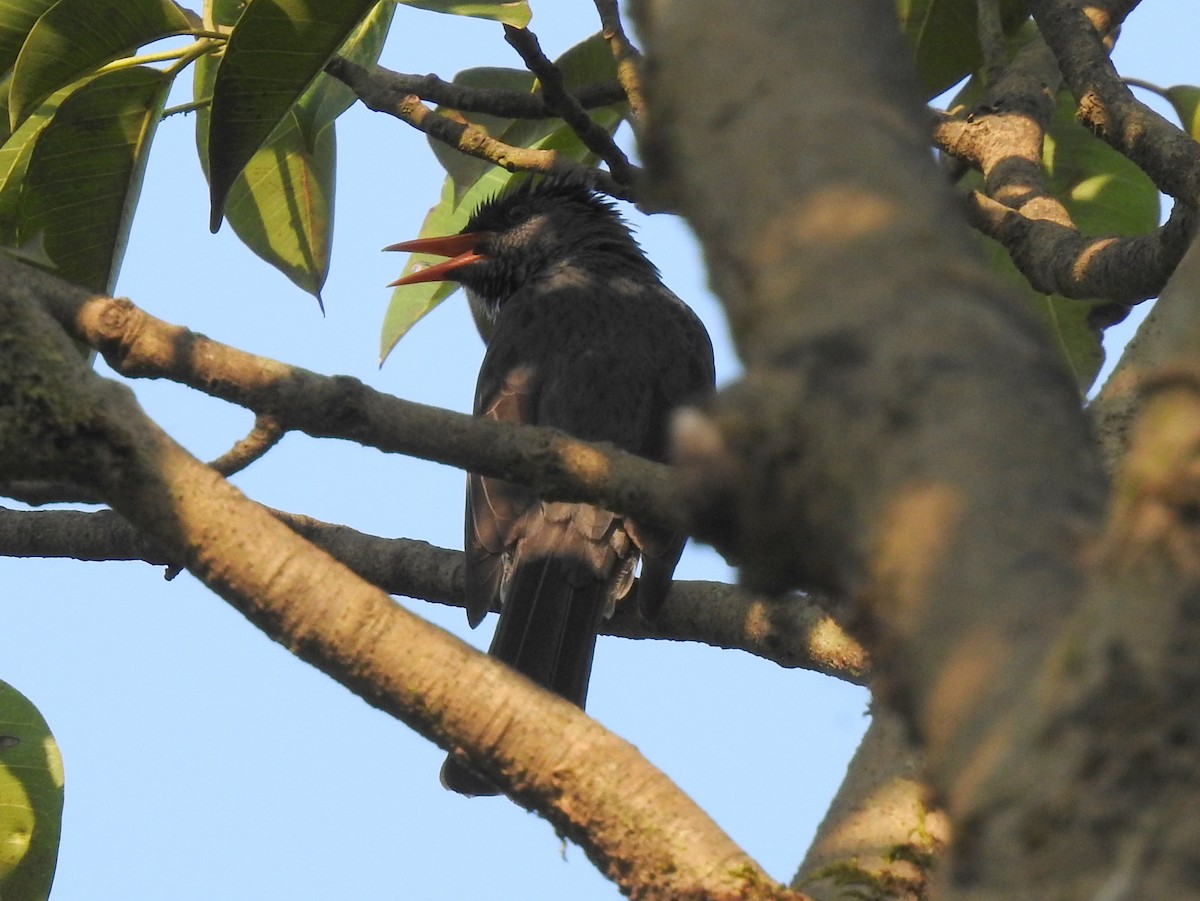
1,255,678,533
1028,0,1200,205
951,363,1200,897
0,504,868,684
209,413,283,476
327,56,626,118
502,24,639,186
325,57,631,201
1090,233,1200,469
593,0,646,121
962,190,1197,302
931,7,1197,305
792,709,948,901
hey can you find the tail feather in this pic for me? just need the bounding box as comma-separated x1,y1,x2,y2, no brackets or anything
445,500,638,797
441,551,612,797
490,554,609,706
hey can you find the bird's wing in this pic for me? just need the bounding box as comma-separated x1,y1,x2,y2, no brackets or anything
627,291,717,618
464,363,538,627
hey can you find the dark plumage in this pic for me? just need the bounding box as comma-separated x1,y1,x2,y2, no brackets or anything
387,176,715,795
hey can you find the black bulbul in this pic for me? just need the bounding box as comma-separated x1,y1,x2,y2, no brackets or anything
386,176,715,795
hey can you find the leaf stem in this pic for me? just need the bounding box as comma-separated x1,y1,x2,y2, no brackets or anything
1123,77,1169,101
93,37,225,80
162,97,211,119
163,38,224,78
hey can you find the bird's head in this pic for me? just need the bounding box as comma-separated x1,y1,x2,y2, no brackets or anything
385,176,654,320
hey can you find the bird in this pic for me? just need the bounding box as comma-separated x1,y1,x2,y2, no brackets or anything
385,175,715,795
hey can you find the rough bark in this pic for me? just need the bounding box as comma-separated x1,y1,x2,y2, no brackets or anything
937,237,1200,897
635,0,1113,896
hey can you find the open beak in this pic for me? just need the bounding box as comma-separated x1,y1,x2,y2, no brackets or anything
384,232,490,287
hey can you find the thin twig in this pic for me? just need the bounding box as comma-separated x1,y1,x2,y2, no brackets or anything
503,24,640,186
594,0,646,121
162,97,210,119
326,56,632,201
208,414,285,476
326,56,626,118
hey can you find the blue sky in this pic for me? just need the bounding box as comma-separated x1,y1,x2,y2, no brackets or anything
1,3,1193,899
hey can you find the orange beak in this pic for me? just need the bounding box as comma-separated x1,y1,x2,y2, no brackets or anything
384,232,491,287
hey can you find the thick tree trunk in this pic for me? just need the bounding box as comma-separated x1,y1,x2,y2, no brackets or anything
632,1,1151,896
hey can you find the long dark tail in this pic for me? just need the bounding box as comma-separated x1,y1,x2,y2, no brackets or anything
440,554,610,796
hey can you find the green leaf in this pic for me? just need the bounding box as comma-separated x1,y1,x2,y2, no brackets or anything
8,0,191,129
0,680,64,901
553,28,622,89
896,0,1029,98
206,0,378,232
197,47,333,299
1164,85,1200,142
197,2,393,300
231,109,334,298
19,66,170,292
397,0,530,27
0,0,58,78
210,104,336,299
976,224,1106,389
1033,291,1104,390
0,70,17,155
295,1,394,132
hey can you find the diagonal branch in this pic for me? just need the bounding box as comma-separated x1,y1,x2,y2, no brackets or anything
3,255,674,531
502,24,639,186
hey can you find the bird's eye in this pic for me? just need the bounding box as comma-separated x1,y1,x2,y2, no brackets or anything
505,203,528,223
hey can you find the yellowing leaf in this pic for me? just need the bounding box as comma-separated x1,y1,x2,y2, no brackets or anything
0,680,63,901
